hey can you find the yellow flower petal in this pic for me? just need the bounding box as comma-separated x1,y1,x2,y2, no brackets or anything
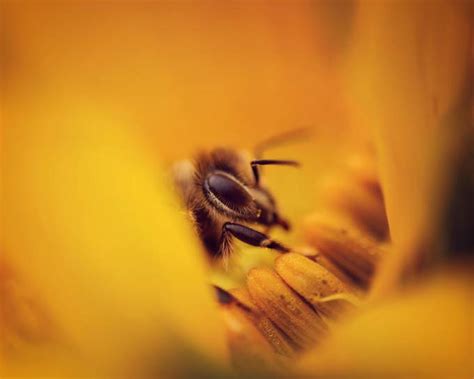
296,266,473,377
345,0,471,294
1,104,227,375
295,2,472,376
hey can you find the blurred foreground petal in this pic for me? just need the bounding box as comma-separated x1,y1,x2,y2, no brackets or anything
1,104,227,376
346,0,472,294
296,2,473,377
296,265,473,377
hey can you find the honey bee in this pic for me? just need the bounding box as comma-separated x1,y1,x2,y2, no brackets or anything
173,130,304,260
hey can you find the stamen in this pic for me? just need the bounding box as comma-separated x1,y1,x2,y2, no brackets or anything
230,288,294,357
246,268,328,351
216,151,389,370
275,253,358,319
220,301,287,373
304,221,385,290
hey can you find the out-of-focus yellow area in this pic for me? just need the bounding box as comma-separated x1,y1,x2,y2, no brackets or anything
345,1,472,295
297,264,473,377
296,2,473,376
1,1,366,287
1,1,357,376
2,113,227,376
1,0,472,377
2,1,361,160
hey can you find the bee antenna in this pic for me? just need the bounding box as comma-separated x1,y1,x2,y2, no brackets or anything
254,127,312,158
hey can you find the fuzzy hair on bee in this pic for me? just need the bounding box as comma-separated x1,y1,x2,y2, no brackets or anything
173,138,302,261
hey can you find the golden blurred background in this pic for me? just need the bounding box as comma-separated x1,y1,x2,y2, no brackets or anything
1,2,366,376
2,1,363,157
2,1,371,242
1,1,472,377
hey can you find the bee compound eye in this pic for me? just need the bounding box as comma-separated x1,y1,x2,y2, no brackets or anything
205,172,253,210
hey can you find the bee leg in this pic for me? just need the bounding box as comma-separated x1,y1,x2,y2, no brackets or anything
213,285,234,305
274,213,291,231
222,222,290,253
250,159,300,185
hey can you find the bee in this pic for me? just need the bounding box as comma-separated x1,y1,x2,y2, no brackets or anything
173,130,304,260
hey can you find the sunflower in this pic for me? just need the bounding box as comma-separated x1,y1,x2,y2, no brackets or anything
1,1,472,378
